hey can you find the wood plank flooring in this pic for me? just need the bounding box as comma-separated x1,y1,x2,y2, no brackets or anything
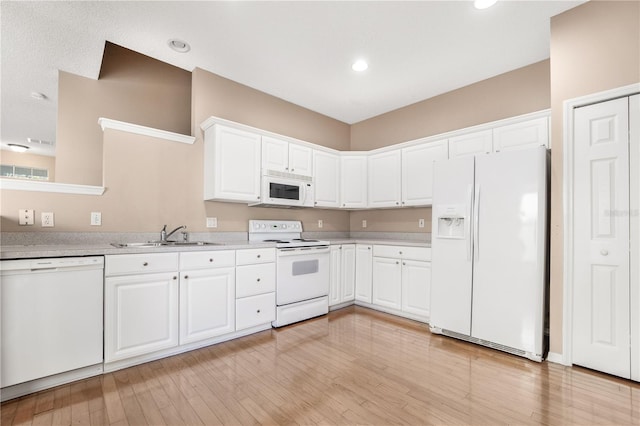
2,306,640,425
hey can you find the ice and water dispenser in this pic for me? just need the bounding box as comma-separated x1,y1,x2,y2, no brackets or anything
434,205,467,239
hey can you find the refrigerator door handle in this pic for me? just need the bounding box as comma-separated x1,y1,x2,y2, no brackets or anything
467,184,473,261
474,184,480,261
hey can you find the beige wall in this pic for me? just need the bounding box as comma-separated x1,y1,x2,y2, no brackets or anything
349,60,552,234
0,150,55,181
55,42,192,185
548,1,640,354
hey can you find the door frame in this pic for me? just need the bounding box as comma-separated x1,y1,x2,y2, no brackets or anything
562,83,640,366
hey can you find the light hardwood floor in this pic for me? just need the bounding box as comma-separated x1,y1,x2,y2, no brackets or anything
2,306,639,425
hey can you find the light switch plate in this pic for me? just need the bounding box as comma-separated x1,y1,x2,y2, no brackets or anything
19,209,34,225
362,220,367,228
41,212,54,227
318,219,323,228
206,217,218,228
419,219,425,228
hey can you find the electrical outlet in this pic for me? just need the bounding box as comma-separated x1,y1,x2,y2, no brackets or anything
318,219,323,228
418,218,425,228
362,219,367,228
91,212,102,226
19,209,34,225
41,212,54,227
206,217,218,228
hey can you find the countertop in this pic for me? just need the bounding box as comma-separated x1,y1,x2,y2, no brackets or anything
0,238,430,260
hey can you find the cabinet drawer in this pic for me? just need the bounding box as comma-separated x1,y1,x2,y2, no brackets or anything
372,245,431,261
179,250,235,270
105,253,179,276
236,263,276,298
236,248,275,265
236,292,276,331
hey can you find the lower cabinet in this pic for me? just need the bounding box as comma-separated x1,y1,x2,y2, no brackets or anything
105,253,180,363
235,248,277,330
179,250,236,345
355,244,373,303
329,244,355,307
371,245,431,321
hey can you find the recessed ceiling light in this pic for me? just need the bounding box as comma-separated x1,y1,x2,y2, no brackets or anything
474,0,497,10
168,39,190,53
8,144,30,153
352,60,368,72
30,92,47,101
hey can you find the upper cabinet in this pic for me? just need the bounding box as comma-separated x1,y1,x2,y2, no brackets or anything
368,150,402,208
448,129,493,158
341,154,368,209
401,140,448,206
313,150,341,208
262,136,313,176
492,117,549,152
203,124,262,203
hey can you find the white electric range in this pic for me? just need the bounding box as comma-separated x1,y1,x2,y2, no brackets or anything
249,220,330,327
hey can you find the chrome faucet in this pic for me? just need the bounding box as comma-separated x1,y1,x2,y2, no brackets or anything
160,225,186,242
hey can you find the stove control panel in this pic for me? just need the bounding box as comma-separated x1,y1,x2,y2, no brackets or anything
249,220,302,233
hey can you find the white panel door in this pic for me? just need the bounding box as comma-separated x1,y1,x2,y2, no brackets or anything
368,149,402,208
289,143,313,176
179,267,235,345
430,156,474,335
629,94,639,382
401,260,431,318
341,155,368,208
313,150,340,208
372,257,402,309
341,244,356,302
105,272,179,363
355,245,373,303
401,140,448,206
573,97,631,379
262,136,289,172
471,147,547,355
448,130,493,158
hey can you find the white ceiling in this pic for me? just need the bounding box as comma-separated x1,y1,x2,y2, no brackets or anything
1,0,584,157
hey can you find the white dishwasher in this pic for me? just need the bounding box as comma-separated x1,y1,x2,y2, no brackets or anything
1,256,104,390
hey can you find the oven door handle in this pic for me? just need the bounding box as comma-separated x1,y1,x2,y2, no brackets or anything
277,246,331,257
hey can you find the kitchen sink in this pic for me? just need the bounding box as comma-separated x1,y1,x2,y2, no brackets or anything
111,241,221,248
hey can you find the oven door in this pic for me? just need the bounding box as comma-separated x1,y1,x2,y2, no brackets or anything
276,246,330,305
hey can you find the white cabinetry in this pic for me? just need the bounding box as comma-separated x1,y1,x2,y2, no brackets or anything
401,140,448,206
340,154,368,208
371,245,431,321
203,124,262,203
355,244,373,303
493,117,549,152
313,150,341,208
105,253,180,363
236,248,276,330
368,150,402,208
179,251,236,345
262,136,313,176
329,244,356,307
448,130,493,158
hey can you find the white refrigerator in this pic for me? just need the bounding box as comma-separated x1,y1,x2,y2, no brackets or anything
430,146,548,361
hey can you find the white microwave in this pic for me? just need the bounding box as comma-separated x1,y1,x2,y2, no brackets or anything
250,170,314,208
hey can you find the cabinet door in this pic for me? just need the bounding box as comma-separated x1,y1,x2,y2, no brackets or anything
289,143,313,176
402,140,448,206
372,257,402,309
493,117,548,152
368,150,402,208
313,150,341,208
179,267,235,345
262,136,289,172
448,130,493,158
341,245,356,302
204,125,261,202
329,245,342,306
355,245,373,303
341,155,368,208
401,260,431,319
105,272,179,363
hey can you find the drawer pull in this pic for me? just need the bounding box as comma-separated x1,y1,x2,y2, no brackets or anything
184,275,189,279
257,254,261,258
143,262,148,266
257,309,261,314
396,261,399,265
209,258,214,262
399,251,403,255
257,278,261,282
173,276,177,280
402,262,406,266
